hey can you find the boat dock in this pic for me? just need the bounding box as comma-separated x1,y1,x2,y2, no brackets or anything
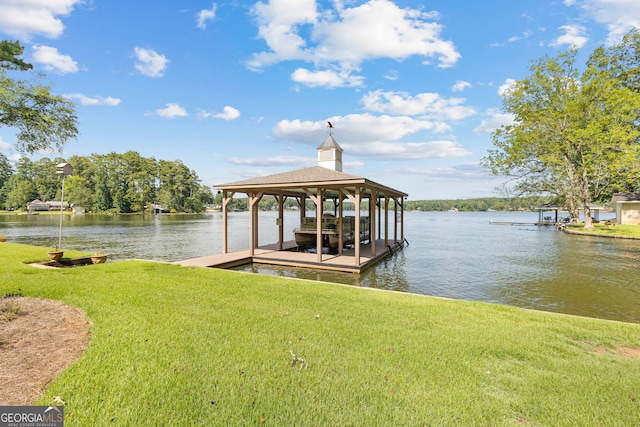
175,238,406,274
489,221,558,226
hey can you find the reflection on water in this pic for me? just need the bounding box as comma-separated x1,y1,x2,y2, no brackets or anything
2,210,639,323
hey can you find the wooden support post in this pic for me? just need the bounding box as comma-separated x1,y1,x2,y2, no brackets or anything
377,198,382,240
384,196,389,248
354,187,361,266
303,188,324,263
221,191,234,254
394,197,398,243
248,192,263,256
400,197,405,242
338,190,344,256
278,194,284,251
370,190,377,257
316,189,323,262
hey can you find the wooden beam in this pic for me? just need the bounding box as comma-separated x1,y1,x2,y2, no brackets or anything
354,186,361,266
394,197,398,243
316,188,323,262
384,196,389,248
221,191,234,254
400,197,405,241
370,191,377,257
278,194,284,250
338,189,343,255
248,192,263,256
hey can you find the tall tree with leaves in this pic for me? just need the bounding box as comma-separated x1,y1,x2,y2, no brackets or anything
0,40,78,153
483,33,640,229
0,152,13,207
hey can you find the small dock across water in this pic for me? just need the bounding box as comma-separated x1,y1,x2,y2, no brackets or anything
490,221,558,226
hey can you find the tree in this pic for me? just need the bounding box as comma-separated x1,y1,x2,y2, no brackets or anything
0,152,13,208
0,41,32,71
483,34,640,229
4,174,36,209
0,152,11,188
0,40,78,154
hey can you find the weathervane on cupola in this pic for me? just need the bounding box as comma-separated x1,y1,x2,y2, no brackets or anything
317,120,343,172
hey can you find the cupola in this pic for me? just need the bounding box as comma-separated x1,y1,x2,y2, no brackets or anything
317,134,343,172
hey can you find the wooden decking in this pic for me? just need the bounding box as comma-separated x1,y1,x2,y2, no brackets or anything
175,239,406,273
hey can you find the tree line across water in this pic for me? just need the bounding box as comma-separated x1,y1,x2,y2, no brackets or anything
0,151,214,213
0,151,561,214
214,195,562,213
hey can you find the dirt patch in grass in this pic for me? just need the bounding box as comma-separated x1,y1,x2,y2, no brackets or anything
0,297,91,405
591,345,640,358
566,335,640,359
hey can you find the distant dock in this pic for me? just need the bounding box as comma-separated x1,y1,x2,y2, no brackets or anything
490,221,558,226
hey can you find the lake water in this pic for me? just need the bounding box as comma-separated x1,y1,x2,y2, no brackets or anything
2,210,639,324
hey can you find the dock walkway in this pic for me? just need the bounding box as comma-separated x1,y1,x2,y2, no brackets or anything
175,239,405,274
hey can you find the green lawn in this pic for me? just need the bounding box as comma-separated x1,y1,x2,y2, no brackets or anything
567,223,640,238
1,242,640,426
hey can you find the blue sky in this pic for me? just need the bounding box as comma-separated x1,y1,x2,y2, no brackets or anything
0,0,638,200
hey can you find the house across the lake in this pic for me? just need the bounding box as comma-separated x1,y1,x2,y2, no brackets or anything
611,192,640,225
177,131,408,273
27,199,70,212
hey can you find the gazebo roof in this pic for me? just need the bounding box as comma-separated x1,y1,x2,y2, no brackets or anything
216,166,407,199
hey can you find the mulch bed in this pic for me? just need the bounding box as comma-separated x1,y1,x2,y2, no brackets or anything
0,297,91,405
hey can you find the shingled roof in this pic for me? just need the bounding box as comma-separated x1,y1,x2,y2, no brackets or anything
612,192,640,202
217,166,356,186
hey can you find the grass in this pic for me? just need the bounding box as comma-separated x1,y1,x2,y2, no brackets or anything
567,223,640,238
0,300,22,324
1,242,640,425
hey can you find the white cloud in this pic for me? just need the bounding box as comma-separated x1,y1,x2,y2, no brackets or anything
227,155,315,166
344,161,365,168
404,163,488,181
199,106,241,121
291,67,364,88
272,114,471,161
384,69,399,81
568,0,640,44
550,24,588,48
0,0,80,40
361,90,477,121
452,80,471,92
153,103,187,118
473,109,515,134
491,30,533,47
248,0,460,87
196,3,217,29
234,168,270,179
133,47,169,77
274,114,439,144
345,140,472,160
31,45,78,74
498,79,517,96
507,30,532,43
0,136,11,150
63,93,121,106
215,106,241,121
